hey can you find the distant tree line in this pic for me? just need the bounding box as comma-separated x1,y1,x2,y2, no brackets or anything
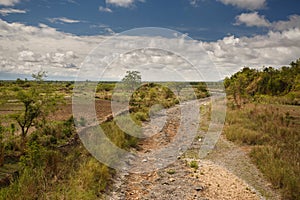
224,58,300,107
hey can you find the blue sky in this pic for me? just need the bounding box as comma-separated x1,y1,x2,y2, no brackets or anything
0,0,300,80
1,0,299,40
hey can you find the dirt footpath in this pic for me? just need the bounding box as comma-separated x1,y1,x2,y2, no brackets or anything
108,99,278,200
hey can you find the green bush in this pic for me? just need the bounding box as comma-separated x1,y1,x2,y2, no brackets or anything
134,111,148,121
189,160,199,170
166,169,176,174
101,115,140,149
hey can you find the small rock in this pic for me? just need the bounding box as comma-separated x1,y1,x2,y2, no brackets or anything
195,186,204,191
169,178,175,182
142,159,148,162
162,181,169,185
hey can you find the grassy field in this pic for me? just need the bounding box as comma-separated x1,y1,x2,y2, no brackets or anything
224,102,300,199
0,79,209,199
1,76,299,199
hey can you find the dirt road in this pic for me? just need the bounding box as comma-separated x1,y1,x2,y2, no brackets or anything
108,98,278,200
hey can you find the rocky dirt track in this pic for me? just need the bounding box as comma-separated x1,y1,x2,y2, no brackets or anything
107,99,278,200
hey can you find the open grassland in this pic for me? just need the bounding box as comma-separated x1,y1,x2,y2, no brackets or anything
224,59,300,200
0,79,209,199
225,103,300,200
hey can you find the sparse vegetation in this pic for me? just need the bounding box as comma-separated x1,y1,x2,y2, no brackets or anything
0,70,210,199
189,160,199,170
166,169,176,175
5,61,298,199
0,76,114,199
224,59,300,200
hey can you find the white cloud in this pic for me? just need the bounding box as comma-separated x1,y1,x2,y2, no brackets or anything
0,18,300,81
235,13,300,31
66,0,79,5
0,19,216,81
273,15,300,31
202,28,300,75
48,17,81,24
106,0,144,8
0,0,20,6
99,6,112,12
104,27,115,35
189,0,198,7
18,50,40,62
0,18,102,78
0,8,26,16
219,0,266,10
235,12,270,27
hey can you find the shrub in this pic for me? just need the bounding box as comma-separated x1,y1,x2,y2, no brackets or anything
166,169,176,175
101,115,140,149
190,160,199,170
134,111,148,121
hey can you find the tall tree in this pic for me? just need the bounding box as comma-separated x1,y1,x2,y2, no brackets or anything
121,71,142,91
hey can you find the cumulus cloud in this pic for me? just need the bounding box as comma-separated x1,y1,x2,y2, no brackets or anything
235,12,270,27
0,18,300,81
0,18,102,78
48,17,81,24
202,28,300,75
235,13,300,31
273,15,300,31
0,19,216,81
0,0,20,6
0,8,27,16
99,6,112,12
18,50,40,62
219,0,266,10
106,0,144,8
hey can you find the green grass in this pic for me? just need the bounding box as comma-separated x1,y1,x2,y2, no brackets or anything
100,115,140,149
0,137,112,200
0,80,210,199
189,160,199,170
225,102,300,200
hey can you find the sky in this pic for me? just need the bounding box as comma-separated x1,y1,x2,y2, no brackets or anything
0,0,300,81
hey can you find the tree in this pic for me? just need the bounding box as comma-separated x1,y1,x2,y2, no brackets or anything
121,71,141,91
11,71,61,148
12,90,42,140
32,71,47,82
224,67,258,108
224,58,300,106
